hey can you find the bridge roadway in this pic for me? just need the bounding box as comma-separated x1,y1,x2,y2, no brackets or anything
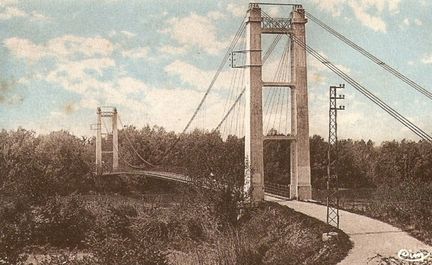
104,171,432,264
103,170,190,183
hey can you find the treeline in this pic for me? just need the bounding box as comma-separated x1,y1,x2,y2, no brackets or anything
118,126,432,189
310,135,432,188
1,127,432,199
0,129,94,202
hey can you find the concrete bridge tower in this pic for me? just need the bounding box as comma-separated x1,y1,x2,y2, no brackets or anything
243,3,311,201
95,107,119,175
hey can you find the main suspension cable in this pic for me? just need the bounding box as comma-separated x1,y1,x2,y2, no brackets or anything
291,35,432,143
305,11,432,101
101,118,146,170
214,32,287,134
156,17,247,162
118,115,155,167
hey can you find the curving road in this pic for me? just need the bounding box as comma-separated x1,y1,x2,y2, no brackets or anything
266,195,432,265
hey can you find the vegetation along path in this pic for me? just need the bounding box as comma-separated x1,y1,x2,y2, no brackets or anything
266,195,432,265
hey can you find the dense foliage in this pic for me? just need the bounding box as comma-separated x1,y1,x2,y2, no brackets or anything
0,126,431,263
2,127,431,195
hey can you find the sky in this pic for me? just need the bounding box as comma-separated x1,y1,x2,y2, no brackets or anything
0,0,431,142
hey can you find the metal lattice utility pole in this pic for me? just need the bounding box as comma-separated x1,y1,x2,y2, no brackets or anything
95,107,102,175
327,84,345,228
112,108,119,171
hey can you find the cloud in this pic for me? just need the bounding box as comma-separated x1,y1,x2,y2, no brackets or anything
421,54,432,64
3,37,46,61
4,33,157,133
45,57,116,94
164,59,237,94
162,12,229,55
164,60,212,89
311,0,346,16
0,3,49,21
0,5,26,20
400,18,423,29
136,84,227,132
159,45,187,56
120,30,136,38
47,35,114,58
226,3,245,17
0,79,24,106
414,19,422,26
349,1,387,32
121,47,149,59
266,6,281,17
207,10,225,20
4,35,114,62
40,54,149,115
116,77,148,94
312,0,401,32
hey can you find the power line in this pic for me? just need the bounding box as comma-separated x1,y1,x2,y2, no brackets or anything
291,35,432,143
305,11,432,101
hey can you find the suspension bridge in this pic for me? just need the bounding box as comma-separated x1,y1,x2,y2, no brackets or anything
92,2,431,201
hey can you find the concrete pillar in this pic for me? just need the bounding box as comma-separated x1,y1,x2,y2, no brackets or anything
290,84,298,198
291,6,312,200
112,108,119,171
96,107,102,175
244,3,264,202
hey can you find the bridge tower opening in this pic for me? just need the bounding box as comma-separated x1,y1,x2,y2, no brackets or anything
95,106,118,175
244,3,312,201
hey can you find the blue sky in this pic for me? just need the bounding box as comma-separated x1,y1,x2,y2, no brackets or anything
0,0,431,142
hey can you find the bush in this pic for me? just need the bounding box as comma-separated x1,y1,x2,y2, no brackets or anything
35,253,96,265
34,195,95,248
0,200,32,265
86,204,169,265
89,234,169,265
367,181,432,245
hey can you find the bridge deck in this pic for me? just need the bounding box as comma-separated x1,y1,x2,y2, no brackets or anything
103,171,190,183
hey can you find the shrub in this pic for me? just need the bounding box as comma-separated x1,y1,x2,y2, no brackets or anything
35,253,96,265
86,205,169,265
0,200,32,265
34,195,95,248
88,234,169,265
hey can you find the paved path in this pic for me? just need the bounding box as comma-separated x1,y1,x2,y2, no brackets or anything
266,195,432,265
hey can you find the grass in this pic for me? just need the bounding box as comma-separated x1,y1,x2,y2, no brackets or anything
169,201,352,265
313,187,432,246
16,191,353,265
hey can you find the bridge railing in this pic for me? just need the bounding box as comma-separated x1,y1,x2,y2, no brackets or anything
312,188,432,213
264,182,290,198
